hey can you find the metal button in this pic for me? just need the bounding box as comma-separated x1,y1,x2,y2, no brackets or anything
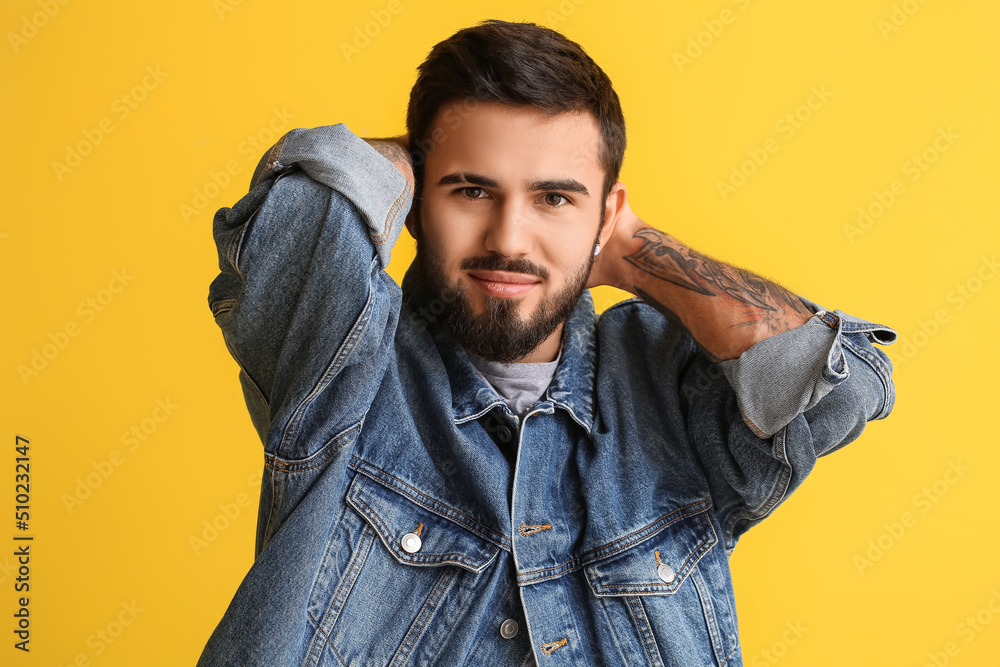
401,532,422,553
657,562,676,583
499,618,519,639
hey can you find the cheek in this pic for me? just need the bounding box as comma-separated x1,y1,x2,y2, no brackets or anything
545,234,596,272
419,214,478,268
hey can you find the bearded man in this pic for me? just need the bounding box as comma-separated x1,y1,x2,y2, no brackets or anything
199,19,896,667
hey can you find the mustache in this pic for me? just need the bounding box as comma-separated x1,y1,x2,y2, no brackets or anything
460,255,549,280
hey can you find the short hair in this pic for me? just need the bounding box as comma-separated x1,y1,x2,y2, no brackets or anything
405,19,627,213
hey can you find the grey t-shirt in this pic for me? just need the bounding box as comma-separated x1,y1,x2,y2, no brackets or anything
467,350,561,421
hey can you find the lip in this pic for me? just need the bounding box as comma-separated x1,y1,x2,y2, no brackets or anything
467,270,540,297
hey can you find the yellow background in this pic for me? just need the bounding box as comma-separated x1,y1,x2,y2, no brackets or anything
2,0,998,664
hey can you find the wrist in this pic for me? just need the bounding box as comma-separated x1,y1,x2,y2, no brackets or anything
602,218,652,295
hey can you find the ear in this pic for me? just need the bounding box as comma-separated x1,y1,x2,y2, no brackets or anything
404,209,418,239
599,182,629,248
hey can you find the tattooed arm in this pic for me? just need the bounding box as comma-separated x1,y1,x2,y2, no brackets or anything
590,197,812,361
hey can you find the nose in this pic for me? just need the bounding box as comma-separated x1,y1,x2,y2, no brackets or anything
483,199,532,258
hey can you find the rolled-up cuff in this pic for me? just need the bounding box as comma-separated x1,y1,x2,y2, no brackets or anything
249,123,412,269
717,297,897,438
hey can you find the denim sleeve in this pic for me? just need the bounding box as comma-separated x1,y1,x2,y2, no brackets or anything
207,124,412,460
681,297,897,550
716,296,897,438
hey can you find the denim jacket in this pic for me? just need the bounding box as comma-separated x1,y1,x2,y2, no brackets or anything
199,124,896,666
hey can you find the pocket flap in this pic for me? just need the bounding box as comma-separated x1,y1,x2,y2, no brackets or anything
346,471,501,573
585,507,717,596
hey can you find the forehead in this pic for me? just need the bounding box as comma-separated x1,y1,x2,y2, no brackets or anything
424,100,604,187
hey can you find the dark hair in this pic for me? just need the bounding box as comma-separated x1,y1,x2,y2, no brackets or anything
405,19,626,213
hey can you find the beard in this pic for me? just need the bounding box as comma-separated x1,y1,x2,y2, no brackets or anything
411,232,596,363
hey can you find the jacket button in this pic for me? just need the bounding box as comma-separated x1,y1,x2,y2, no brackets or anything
499,619,519,639
657,563,676,583
401,532,422,553
497,425,513,443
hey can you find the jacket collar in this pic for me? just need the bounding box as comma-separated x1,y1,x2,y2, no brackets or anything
400,262,598,437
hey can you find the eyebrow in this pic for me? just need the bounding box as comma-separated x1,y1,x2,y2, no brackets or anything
435,172,590,197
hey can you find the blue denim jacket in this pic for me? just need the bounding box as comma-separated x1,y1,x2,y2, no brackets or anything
200,124,896,666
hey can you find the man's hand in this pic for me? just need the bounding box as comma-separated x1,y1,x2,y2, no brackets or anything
586,196,645,292
363,134,415,193
588,191,812,361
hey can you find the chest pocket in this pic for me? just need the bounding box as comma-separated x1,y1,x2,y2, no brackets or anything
346,470,503,572
584,505,740,667
586,505,716,596
306,470,507,667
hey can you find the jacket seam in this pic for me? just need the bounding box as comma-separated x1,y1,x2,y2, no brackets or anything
517,497,712,585
230,213,251,282
691,566,728,664
388,567,458,666
721,638,739,666
348,485,498,571
584,515,716,595
347,475,500,573
371,179,410,245
594,595,633,664
349,457,512,549
841,332,894,420
239,366,269,420
262,458,278,554
233,171,288,280
466,586,510,665
210,298,236,318
305,523,374,667
264,420,363,473
740,412,771,439
722,426,792,548
625,596,664,667
277,253,379,457
218,330,270,410
249,134,288,191
261,351,368,546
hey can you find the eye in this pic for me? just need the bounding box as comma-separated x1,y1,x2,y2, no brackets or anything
455,186,489,199
542,193,570,207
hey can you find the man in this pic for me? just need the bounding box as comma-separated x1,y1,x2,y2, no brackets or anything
200,19,896,666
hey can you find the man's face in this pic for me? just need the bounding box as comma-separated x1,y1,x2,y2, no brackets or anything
409,100,610,363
